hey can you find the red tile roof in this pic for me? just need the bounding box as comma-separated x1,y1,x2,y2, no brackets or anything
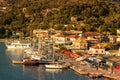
61,50,79,58
0,0,4,2
57,34,65,37
84,32,101,37
90,45,103,49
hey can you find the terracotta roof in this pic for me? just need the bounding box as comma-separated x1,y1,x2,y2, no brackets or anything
84,32,101,37
57,34,65,37
0,0,4,2
61,50,79,58
90,46,103,49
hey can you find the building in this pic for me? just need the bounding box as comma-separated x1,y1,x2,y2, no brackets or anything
84,32,103,42
72,37,88,50
88,45,105,55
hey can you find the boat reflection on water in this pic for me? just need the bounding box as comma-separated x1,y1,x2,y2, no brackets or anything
6,48,23,61
6,48,23,54
22,65,46,80
45,68,66,80
45,68,63,73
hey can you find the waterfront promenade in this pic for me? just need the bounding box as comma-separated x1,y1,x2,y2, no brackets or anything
70,61,120,80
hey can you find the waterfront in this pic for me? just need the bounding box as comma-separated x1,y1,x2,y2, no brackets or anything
0,42,110,80
0,42,89,80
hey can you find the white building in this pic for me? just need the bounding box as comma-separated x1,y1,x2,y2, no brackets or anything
89,45,105,55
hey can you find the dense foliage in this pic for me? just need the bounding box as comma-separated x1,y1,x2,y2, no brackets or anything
0,0,120,38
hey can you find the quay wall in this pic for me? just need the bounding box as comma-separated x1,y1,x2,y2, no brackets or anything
70,65,120,80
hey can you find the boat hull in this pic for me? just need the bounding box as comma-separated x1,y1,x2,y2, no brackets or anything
23,60,39,66
45,63,69,69
12,60,39,66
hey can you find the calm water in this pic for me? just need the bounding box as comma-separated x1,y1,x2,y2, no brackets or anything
0,42,107,80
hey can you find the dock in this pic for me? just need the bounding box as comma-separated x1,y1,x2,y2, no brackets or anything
70,66,89,75
70,64,120,80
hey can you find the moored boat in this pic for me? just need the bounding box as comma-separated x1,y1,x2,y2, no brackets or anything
12,59,39,66
6,40,31,49
45,62,70,69
23,58,39,65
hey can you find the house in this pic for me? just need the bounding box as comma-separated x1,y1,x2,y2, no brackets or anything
54,33,66,44
84,32,103,42
66,30,83,36
56,33,65,41
33,29,48,38
55,32,78,44
72,37,88,50
88,45,105,55
67,34,78,42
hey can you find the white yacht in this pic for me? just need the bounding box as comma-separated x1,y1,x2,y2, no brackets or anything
6,41,31,49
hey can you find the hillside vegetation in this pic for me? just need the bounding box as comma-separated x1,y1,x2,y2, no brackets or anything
0,0,120,38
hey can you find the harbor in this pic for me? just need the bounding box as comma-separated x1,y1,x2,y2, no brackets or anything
1,0,120,80
4,37,120,80
2,30,120,80
11,50,120,80
0,42,89,80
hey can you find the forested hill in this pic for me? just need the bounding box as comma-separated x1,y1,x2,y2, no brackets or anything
0,0,120,38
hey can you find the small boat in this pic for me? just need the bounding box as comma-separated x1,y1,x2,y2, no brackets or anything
45,62,70,69
23,59,39,66
12,59,39,66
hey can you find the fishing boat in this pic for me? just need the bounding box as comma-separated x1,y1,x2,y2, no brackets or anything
12,58,39,66
23,59,39,65
6,40,31,49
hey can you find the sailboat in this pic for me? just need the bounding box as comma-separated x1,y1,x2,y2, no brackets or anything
45,50,70,69
44,39,70,68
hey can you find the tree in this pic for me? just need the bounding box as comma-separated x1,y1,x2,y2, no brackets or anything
105,43,115,51
0,27,5,38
